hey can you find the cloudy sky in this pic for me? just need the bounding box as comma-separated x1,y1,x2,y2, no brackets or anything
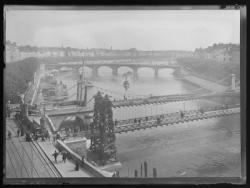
5,8,240,51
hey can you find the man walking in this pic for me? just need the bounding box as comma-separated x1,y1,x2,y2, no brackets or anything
8,131,11,139
17,129,20,137
81,155,85,166
52,150,59,163
61,151,67,163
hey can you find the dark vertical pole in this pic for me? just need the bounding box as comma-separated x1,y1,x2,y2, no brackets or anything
79,78,83,102
76,81,80,101
153,168,157,178
141,163,143,177
134,170,138,178
144,161,148,178
84,85,88,106
24,103,28,117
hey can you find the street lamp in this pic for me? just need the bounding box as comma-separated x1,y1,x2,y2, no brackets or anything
123,74,130,100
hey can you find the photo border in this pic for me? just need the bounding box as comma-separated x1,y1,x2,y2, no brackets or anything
2,2,247,185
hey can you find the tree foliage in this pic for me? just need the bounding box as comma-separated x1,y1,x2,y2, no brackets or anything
177,57,240,86
5,57,40,103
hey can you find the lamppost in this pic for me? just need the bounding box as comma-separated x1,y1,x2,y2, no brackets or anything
123,73,130,100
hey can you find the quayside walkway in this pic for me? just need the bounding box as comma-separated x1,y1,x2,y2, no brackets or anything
115,107,240,134
38,141,92,177
5,116,95,179
5,118,61,178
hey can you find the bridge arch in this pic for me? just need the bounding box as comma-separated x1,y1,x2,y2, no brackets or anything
137,66,156,78
57,115,88,133
78,66,93,77
117,66,134,76
157,68,175,77
96,65,114,77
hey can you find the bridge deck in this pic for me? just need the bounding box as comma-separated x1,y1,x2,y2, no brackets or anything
112,92,239,108
46,106,93,117
47,62,180,68
43,91,240,117
114,107,240,134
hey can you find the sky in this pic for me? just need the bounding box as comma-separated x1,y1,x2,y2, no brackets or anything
5,8,240,51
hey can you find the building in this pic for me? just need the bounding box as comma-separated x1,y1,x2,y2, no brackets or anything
5,41,20,62
194,43,240,63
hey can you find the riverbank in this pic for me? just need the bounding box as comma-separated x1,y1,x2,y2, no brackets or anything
180,67,228,93
177,57,240,87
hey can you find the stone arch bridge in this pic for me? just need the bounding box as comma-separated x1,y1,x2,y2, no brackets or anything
45,61,182,78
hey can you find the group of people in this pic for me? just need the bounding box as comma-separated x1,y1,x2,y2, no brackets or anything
180,111,185,118
132,116,161,125
112,170,120,177
52,150,68,163
133,118,142,124
52,149,86,171
7,127,24,139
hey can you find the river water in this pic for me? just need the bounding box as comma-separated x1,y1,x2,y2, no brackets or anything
56,67,241,177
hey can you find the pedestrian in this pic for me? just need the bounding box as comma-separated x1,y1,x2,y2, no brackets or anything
35,134,38,141
157,117,161,125
53,134,56,142
26,133,31,142
62,153,67,163
75,162,79,171
20,128,24,136
47,133,50,141
180,111,184,118
56,133,60,140
145,117,148,121
134,118,137,123
8,131,11,139
81,155,85,166
62,154,66,163
52,150,59,163
116,170,119,177
17,129,20,137
41,135,45,141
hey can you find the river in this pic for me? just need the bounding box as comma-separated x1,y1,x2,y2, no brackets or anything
56,66,241,177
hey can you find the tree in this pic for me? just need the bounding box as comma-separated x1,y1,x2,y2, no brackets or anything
5,58,40,103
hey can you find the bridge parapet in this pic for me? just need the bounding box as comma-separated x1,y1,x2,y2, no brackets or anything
115,107,240,134
56,140,112,177
46,62,181,78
